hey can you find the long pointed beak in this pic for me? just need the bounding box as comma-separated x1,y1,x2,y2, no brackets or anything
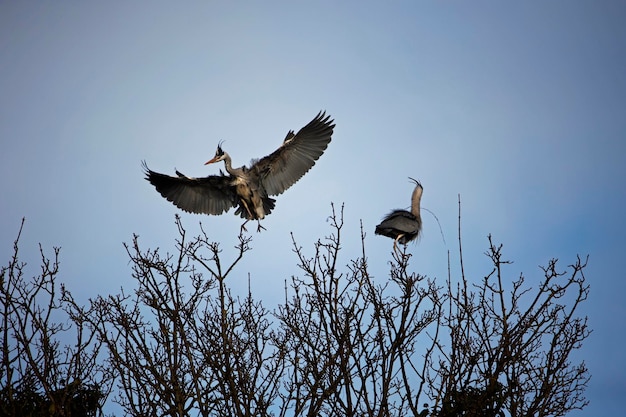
205,157,219,165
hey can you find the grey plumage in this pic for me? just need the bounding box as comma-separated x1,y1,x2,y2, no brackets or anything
144,111,334,231
375,178,423,251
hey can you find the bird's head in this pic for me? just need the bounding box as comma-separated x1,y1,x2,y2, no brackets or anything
408,177,423,191
205,142,227,165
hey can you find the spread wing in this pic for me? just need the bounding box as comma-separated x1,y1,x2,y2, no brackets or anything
143,162,237,215
249,111,335,196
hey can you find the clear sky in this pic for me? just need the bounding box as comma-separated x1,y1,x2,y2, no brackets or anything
1,2,625,415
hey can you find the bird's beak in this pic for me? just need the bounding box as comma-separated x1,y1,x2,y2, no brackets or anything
204,157,219,165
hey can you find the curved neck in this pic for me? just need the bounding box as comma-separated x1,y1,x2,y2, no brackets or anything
222,153,245,177
222,153,235,174
410,186,422,218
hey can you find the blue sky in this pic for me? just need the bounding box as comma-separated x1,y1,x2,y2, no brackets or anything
1,2,625,415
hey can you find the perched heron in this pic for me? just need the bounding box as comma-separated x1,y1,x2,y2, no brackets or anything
144,111,334,231
375,178,423,252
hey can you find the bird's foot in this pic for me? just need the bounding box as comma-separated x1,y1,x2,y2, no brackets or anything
240,220,249,233
256,221,266,232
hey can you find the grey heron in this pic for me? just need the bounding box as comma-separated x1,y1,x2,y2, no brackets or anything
144,111,335,231
375,178,423,252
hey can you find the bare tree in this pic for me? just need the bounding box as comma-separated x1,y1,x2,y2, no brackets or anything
91,203,588,417
5,200,590,417
0,218,109,417
276,204,441,417
84,215,285,417
426,240,590,417
423,200,591,417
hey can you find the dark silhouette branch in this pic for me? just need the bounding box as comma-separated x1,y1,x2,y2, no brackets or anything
2,202,590,417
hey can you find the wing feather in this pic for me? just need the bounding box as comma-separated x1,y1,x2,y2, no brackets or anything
250,111,335,196
143,162,236,215
376,210,421,234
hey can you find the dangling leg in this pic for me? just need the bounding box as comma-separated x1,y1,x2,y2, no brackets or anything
239,200,265,232
238,199,255,233
393,234,404,255
240,200,254,219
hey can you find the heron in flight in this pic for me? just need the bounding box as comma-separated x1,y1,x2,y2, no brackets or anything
144,111,334,231
375,178,423,253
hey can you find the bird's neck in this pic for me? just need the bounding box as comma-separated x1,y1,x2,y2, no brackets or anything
411,188,422,217
411,202,421,217
223,153,236,175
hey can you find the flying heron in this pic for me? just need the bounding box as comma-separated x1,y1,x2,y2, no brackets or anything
144,111,335,231
375,178,423,252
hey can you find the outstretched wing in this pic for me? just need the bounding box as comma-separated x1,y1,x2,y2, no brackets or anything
250,111,335,196
143,162,237,215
